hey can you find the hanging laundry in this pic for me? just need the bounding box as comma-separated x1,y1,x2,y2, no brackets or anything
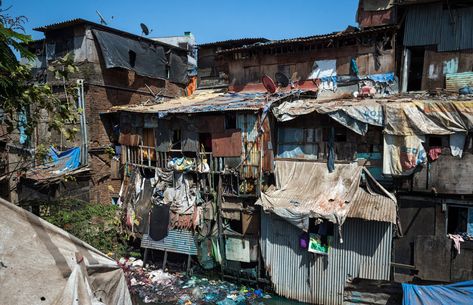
450,133,466,158
448,234,464,254
149,204,170,241
428,147,442,161
308,59,337,91
383,134,427,176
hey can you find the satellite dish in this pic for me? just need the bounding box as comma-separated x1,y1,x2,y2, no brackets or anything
275,72,290,88
262,74,277,94
140,23,150,36
96,10,108,25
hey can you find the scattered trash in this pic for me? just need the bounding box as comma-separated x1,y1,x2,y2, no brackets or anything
119,257,276,304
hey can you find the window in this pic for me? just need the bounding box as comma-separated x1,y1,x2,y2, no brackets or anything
447,206,473,235
224,113,236,130
277,127,322,160
128,50,136,67
308,219,334,255
172,129,181,149
199,133,212,152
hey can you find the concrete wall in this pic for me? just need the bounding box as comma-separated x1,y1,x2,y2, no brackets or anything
394,196,473,283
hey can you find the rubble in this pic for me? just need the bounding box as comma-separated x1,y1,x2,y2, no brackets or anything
119,258,272,305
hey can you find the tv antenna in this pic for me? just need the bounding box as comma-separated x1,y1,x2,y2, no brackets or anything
96,10,108,25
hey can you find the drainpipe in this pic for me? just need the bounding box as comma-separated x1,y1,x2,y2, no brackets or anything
77,79,88,166
401,48,411,93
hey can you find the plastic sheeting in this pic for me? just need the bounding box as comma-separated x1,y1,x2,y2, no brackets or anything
169,53,189,85
93,29,167,80
383,134,427,176
49,146,81,174
402,280,473,305
256,160,397,231
0,197,132,305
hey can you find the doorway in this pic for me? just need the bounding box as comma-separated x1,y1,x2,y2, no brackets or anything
407,47,425,91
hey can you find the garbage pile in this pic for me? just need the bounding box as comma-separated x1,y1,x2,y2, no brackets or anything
119,258,272,305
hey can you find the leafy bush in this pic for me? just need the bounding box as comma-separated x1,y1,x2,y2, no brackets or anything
45,200,128,258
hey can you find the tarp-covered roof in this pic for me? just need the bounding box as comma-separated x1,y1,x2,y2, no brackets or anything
33,18,184,52
0,197,132,305
272,97,473,136
111,90,300,116
25,147,84,183
257,160,397,231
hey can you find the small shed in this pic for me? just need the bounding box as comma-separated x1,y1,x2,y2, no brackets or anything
258,160,397,305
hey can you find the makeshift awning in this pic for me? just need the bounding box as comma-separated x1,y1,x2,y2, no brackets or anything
256,160,397,231
0,198,132,305
272,98,473,136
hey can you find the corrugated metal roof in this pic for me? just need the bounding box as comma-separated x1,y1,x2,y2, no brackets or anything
348,187,397,224
198,38,269,48
261,213,392,305
111,90,297,115
217,26,397,54
33,18,185,51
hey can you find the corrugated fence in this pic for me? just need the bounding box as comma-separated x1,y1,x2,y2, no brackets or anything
260,213,392,305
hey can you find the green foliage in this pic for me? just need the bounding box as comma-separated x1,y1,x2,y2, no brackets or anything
0,8,79,145
45,200,129,258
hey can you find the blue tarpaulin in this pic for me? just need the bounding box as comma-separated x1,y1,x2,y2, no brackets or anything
402,280,473,305
48,146,81,174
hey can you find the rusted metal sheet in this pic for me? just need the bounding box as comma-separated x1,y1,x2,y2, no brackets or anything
211,130,242,157
348,187,397,225
257,161,397,227
260,213,393,305
446,72,473,92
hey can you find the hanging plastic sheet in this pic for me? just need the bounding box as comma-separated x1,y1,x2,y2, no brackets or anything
402,280,473,305
308,60,337,91
0,198,132,305
49,146,81,174
383,134,427,176
384,102,467,136
92,29,167,79
182,129,199,153
256,161,397,231
169,53,189,85
155,122,172,152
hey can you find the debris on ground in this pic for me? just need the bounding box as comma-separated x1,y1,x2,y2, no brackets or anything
119,258,272,304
